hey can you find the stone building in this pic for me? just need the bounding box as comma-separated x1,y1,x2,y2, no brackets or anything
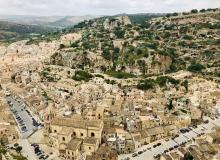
45,114,104,159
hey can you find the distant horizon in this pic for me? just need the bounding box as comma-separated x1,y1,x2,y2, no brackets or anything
0,8,217,18
0,13,163,17
0,0,219,16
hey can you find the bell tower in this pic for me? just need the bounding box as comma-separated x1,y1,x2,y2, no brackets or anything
44,101,56,135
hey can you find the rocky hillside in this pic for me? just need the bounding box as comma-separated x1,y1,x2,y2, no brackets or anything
48,9,220,80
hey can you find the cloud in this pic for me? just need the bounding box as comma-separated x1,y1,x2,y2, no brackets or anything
0,0,219,16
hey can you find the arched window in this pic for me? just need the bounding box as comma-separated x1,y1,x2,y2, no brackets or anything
91,132,95,137
72,132,76,137
62,137,65,141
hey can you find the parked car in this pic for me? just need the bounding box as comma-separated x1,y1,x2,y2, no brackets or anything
132,153,138,157
37,152,42,156
164,150,168,153
169,147,174,151
153,154,160,159
44,155,49,159
204,120,209,124
157,143,161,146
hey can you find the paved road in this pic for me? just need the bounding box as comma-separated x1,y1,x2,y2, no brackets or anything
5,93,50,160
119,117,220,160
18,139,38,160
5,95,38,138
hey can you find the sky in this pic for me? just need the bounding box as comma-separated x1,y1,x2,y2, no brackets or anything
0,0,220,16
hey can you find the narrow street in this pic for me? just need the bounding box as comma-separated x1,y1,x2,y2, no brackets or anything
119,117,220,160
18,139,38,160
5,93,39,160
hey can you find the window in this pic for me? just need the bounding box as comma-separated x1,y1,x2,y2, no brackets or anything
89,147,91,150
91,132,95,137
81,133,83,137
72,132,76,137
54,130,57,133
62,137,65,141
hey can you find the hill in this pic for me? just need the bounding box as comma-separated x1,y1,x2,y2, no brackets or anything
0,21,57,43
47,8,220,80
0,15,101,28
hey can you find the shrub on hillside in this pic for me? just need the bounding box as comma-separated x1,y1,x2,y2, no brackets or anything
106,71,136,79
187,63,205,73
72,70,93,82
137,79,155,90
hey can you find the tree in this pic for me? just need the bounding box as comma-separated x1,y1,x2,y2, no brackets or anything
191,9,198,14
106,71,136,79
72,70,93,82
187,62,205,73
200,9,206,13
166,14,171,18
137,79,155,90
102,48,111,61
156,76,167,87
114,27,125,38
15,146,22,153
183,152,194,160
59,44,65,49
167,99,174,110
172,12,178,16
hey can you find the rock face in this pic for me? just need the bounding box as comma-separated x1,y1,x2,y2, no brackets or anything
50,49,111,71
103,16,131,30
50,49,88,69
150,54,172,74
60,33,82,46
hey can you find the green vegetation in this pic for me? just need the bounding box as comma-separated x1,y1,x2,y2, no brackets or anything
180,109,188,114
47,8,220,83
137,79,155,90
128,14,163,25
156,76,179,87
114,27,125,38
40,68,57,82
0,146,6,155
191,9,198,14
95,74,104,78
59,44,65,49
72,70,93,82
167,99,174,110
0,21,57,43
42,91,52,101
106,71,136,79
187,62,205,73
183,153,194,160
105,79,116,85
11,154,27,160
137,76,180,90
